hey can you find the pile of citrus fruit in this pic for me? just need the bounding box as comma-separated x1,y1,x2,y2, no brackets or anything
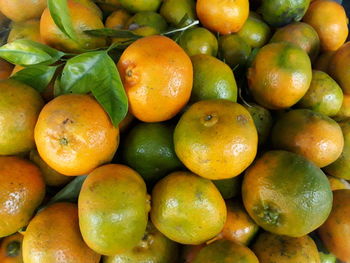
0,0,349,262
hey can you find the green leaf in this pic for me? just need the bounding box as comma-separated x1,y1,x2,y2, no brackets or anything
84,28,142,39
59,51,128,127
48,0,78,41
0,39,65,66
11,65,58,93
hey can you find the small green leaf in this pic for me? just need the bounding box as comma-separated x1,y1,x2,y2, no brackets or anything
84,28,142,39
48,0,78,41
11,65,58,93
59,51,128,127
0,39,65,66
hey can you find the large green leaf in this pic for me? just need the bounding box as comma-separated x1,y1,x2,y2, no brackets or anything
47,0,78,41
0,39,65,66
11,65,58,93
59,51,128,127
84,28,142,39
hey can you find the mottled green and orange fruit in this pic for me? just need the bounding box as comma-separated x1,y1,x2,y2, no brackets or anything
160,0,197,26
0,157,45,238
79,164,150,256
242,151,333,237
0,59,13,80
327,175,350,191
303,0,348,51
297,70,343,116
219,34,251,68
253,232,321,263
0,233,23,263
118,0,162,13
174,99,257,180
313,51,335,72
151,171,226,245
247,42,312,109
105,9,131,29
270,22,320,62
7,19,41,43
23,203,100,263
125,11,168,36
272,109,344,167
0,79,44,155
318,190,350,262
0,0,46,22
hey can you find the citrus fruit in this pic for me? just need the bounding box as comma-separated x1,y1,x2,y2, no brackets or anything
160,0,197,26
0,156,45,238
74,0,103,19
95,0,121,13
297,70,343,116
190,54,237,103
324,121,350,179
117,35,193,122
7,19,41,43
105,9,131,29
334,94,350,121
126,11,168,34
318,189,350,262
270,22,320,62
0,59,13,80
181,245,205,263
219,34,251,68
122,122,183,183
34,94,119,176
40,0,106,53
0,79,44,155
237,12,271,48
78,164,150,256
196,0,249,34
218,200,259,245
242,150,333,237
178,27,218,57
247,42,312,109
29,149,72,187
0,233,23,263
118,0,162,13
271,109,344,167
118,111,134,133
0,0,47,22
260,0,310,27
319,253,336,263
174,99,258,180
252,232,321,263
103,221,179,263
328,42,350,94
314,51,335,72
151,171,227,245
303,0,348,51
192,240,259,263
327,175,350,191
212,176,241,200
243,103,273,145
23,202,100,263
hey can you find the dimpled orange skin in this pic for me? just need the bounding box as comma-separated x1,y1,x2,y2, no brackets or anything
329,42,350,95
196,0,249,35
22,202,101,263
174,99,258,180
0,0,46,22
0,157,45,238
34,94,119,176
303,0,348,51
318,190,350,262
117,35,193,123
0,233,24,263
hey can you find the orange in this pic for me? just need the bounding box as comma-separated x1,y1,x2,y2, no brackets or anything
22,202,100,263
181,245,205,263
160,0,197,27
0,59,13,80
247,42,312,109
0,233,23,263
328,42,350,94
314,51,335,72
334,94,350,121
78,164,150,256
0,79,44,155
217,199,259,245
0,156,45,238
242,150,333,237
318,190,350,262
303,0,348,51
196,0,249,35
252,232,321,263
7,19,41,43
270,22,320,62
40,0,106,53
105,9,131,29
96,0,122,13
117,35,193,122
118,0,162,13
0,0,46,22
34,94,119,176
151,171,227,245
174,99,258,180
327,175,350,191
271,109,344,168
